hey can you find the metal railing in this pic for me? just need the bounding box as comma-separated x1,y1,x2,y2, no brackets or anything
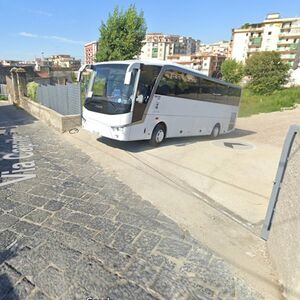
261,125,300,240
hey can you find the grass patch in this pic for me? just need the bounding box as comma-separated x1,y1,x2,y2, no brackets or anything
239,87,300,117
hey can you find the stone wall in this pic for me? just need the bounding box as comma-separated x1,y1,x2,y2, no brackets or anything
0,65,37,84
6,68,81,133
268,128,300,300
19,96,81,133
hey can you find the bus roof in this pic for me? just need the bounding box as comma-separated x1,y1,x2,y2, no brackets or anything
92,59,241,89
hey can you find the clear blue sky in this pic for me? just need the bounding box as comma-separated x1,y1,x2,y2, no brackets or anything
0,0,299,61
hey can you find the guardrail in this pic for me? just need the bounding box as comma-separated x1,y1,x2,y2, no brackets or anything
261,124,300,240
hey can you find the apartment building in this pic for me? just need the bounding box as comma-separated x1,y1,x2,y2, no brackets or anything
0,60,35,66
139,33,201,60
34,55,81,72
198,41,230,57
84,41,99,64
231,13,300,67
47,55,81,70
167,54,226,77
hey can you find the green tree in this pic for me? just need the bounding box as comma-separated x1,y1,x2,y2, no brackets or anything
96,5,147,62
240,23,251,29
245,51,290,94
220,59,244,84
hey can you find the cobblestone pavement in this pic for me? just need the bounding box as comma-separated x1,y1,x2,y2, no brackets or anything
0,103,263,300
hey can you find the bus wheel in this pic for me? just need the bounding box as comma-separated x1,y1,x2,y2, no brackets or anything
211,124,220,138
150,124,166,146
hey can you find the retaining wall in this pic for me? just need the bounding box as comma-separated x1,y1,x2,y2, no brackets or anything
19,96,81,133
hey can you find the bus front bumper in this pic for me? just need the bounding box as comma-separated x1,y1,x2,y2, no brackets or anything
82,117,130,141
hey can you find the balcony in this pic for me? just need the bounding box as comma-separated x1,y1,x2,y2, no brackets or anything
247,48,260,53
277,49,297,54
248,37,262,48
279,30,300,38
278,43,298,51
281,26,300,32
248,44,261,48
277,40,295,46
248,28,264,33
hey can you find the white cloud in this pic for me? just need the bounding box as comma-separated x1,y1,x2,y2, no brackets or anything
19,32,38,38
18,32,84,45
28,9,53,17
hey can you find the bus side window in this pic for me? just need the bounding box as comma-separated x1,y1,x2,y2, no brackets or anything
214,83,228,104
157,84,170,95
137,66,162,100
199,78,215,102
156,70,176,96
228,86,241,106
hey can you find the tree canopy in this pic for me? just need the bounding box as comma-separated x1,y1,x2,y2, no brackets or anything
245,51,290,94
240,23,251,29
220,59,244,84
96,5,147,62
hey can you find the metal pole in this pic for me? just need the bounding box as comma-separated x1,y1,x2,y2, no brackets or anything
261,124,300,240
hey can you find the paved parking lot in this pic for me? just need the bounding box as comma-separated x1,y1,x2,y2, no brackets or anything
62,107,300,299
0,102,264,299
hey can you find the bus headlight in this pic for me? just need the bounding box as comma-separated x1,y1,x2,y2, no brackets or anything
112,126,125,132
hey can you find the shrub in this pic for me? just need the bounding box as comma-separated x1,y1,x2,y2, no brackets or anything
27,81,39,101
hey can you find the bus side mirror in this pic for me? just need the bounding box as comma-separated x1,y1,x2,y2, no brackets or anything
124,62,141,85
124,71,132,85
77,64,92,82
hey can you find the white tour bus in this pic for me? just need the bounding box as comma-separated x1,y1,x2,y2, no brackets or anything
78,60,241,146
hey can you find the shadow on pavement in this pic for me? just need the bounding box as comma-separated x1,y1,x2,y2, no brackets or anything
0,248,20,300
97,128,256,153
0,102,37,127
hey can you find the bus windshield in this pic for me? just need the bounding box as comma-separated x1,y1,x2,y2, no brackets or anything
84,64,137,115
